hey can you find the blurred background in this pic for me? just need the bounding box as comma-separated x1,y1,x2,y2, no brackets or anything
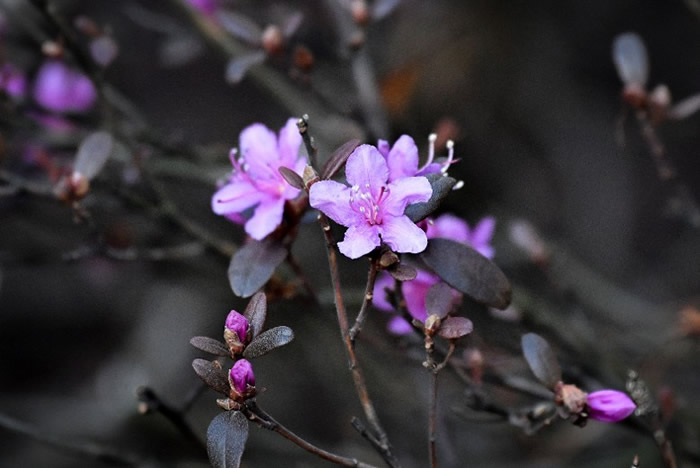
1,0,699,466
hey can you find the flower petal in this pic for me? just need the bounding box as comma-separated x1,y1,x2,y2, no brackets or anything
277,118,303,167
428,214,469,243
587,390,636,422
383,176,433,217
239,123,279,169
386,135,419,181
380,215,428,254
377,139,390,159
309,180,359,227
212,180,264,215
387,316,413,335
372,272,395,312
345,145,389,198
337,224,380,259
245,196,285,240
401,270,440,322
470,216,496,250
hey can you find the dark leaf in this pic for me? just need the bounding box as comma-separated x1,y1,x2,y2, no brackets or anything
190,336,229,356
192,359,230,395
320,139,361,179
228,238,287,298
216,11,262,45
437,316,473,339
207,411,249,468
425,282,453,318
159,34,204,68
521,333,562,389
243,326,294,359
281,11,304,38
405,174,456,223
388,263,417,281
668,93,700,120
225,51,266,84
420,238,511,309
612,32,648,86
74,131,113,180
243,291,267,338
278,167,304,190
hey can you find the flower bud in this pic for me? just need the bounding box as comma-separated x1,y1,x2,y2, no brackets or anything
587,390,636,422
229,359,256,400
224,309,250,355
261,25,284,55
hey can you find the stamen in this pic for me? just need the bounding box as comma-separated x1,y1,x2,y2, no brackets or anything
229,148,239,167
441,140,454,173
418,133,437,173
453,180,464,190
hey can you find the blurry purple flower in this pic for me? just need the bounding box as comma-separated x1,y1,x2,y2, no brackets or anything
387,315,413,335
229,359,256,398
188,0,218,15
425,214,496,259
225,309,249,344
212,119,306,240
310,144,432,259
0,63,27,98
33,61,96,113
587,390,636,422
377,134,454,181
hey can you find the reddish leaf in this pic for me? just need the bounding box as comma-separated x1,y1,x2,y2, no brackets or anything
243,326,294,359
320,139,361,179
243,291,267,338
388,263,417,281
207,411,249,468
278,167,304,190
437,316,473,339
190,336,229,356
192,359,229,395
521,333,562,389
405,174,456,223
425,282,453,319
228,238,287,298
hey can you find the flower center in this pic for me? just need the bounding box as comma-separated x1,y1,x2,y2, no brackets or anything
349,184,389,225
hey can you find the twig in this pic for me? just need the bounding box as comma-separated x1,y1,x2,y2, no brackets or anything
317,212,400,468
428,369,439,468
297,114,319,169
349,258,379,342
0,412,141,466
246,403,380,468
136,386,207,456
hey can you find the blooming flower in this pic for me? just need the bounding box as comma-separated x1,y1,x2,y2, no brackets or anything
587,390,636,422
229,359,256,399
374,214,496,334
377,134,454,182
211,119,306,240
309,144,432,259
33,61,96,113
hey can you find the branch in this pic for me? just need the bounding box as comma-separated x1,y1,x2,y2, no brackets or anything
349,258,379,342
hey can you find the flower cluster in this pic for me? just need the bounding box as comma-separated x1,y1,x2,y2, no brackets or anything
374,214,496,334
33,61,96,114
212,119,307,240
224,310,256,401
309,141,434,259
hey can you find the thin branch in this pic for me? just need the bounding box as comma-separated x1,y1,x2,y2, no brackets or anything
297,114,319,169
317,212,400,468
349,258,379,342
247,403,380,468
428,369,439,468
0,412,142,466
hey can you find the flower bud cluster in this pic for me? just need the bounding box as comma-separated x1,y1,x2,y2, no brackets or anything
223,310,256,401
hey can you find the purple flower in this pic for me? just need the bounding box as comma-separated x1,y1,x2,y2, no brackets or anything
425,214,496,259
587,390,636,422
225,310,249,343
212,119,306,240
229,359,256,399
0,63,27,99
377,134,454,181
309,144,432,259
33,61,96,113
188,0,218,15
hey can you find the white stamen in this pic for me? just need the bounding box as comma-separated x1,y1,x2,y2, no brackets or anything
441,140,455,174
453,180,464,190
352,184,360,192
242,163,250,171
365,183,370,189
418,133,437,173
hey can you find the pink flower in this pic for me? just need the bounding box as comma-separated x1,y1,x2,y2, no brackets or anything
33,61,96,113
229,359,255,399
212,119,306,240
587,390,636,422
309,144,432,259
376,134,454,182
225,310,250,343
188,0,218,15
424,214,496,259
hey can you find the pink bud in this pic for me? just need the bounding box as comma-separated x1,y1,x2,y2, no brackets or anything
225,310,249,344
587,390,636,422
229,359,255,399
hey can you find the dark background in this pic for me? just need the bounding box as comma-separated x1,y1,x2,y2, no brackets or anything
1,0,699,466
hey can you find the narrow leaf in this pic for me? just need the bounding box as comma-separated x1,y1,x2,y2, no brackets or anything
243,291,267,338
190,336,230,356
225,51,266,84
437,316,473,339
216,11,262,45
420,238,511,309
521,333,562,389
278,167,304,190
74,131,113,180
281,11,304,38
207,411,249,468
405,174,456,223
320,139,361,179
243,326,294,359
388,263,417,281
612,32,649,86
228,238,287,298
668,93,700,120
372,0,401,20
425,282,453,318
192,359,230,395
